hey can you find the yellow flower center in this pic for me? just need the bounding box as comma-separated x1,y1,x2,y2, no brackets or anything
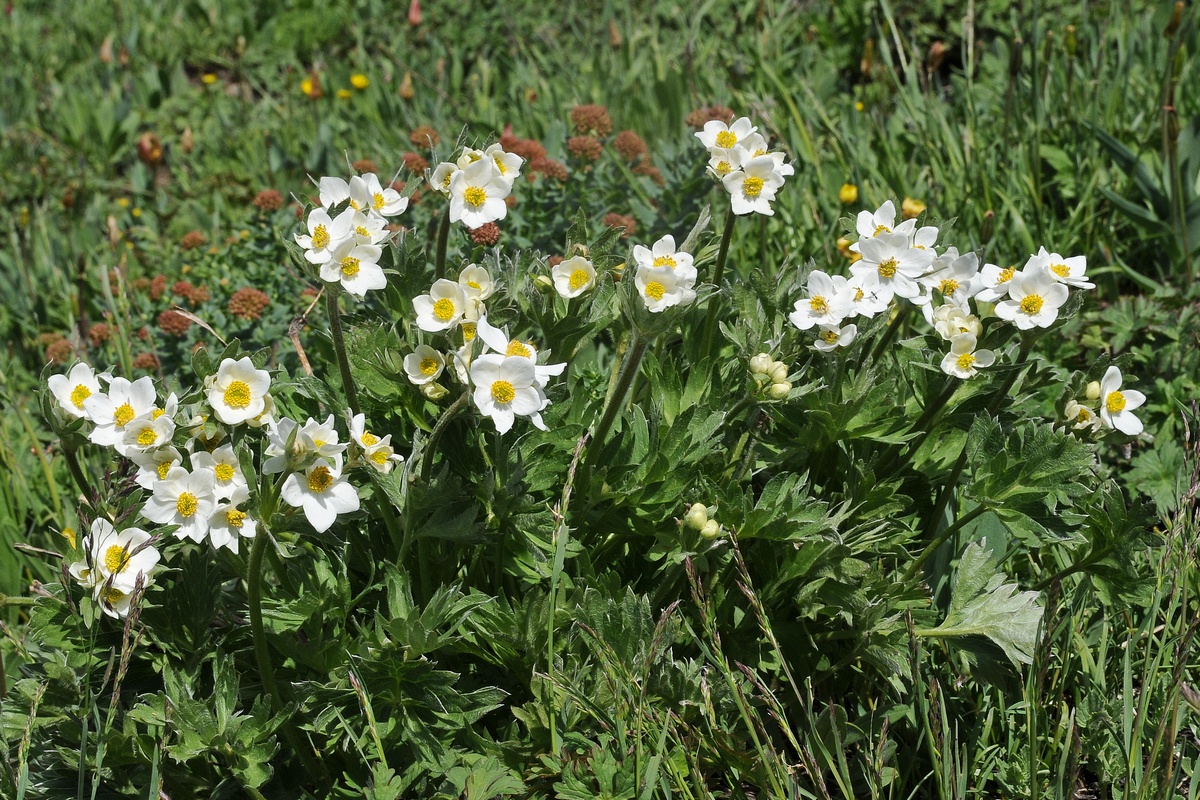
715,160,732,175
491,380,516,404
307,466,333,493
226,508,246,528
157,461,173,480
742,176,764,198
653,255,676,268
462,322,476,341
1105,391,1126,413
644,281,666,301
938,279,960,295
341,256,361,277
715,131,738,148
355,226,369,237
137,427,158,446
370,449,390,465
361,432,380,446
114,403,136,427
1077,408,1092,422
152,408,166,419
997,267,1015,283
1019,295,1044,314
873,224,891,236
104,544,131,574
312,224,330,249
821,330,840,344
464,186,487,208
569,269,590,290
71,384,92,409
506,341,532,358
854,288,864,302
433,298,456,321
349,199,362,211
223,381,251,409
372,192,386,210
419,357,440,375
878,259,898,279
810,296,828,314
176,491,199,518
214,463,235,482
956,353,976,370
104,587,126,604
62,527,77,549
466,280,482,290
1051,263,1070,278
494,157,507,175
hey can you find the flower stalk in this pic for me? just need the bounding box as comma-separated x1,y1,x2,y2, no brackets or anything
326,287,360,417
700,208,737,358
589,332,649,463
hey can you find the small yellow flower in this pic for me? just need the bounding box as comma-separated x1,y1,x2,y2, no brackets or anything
350,73,369,90
116,197,131,208
902,197,927,219
336,88,354,100
201,73,218,85
854,101,865,112
61,527,77,549
838,183,859,205
131,208,142,218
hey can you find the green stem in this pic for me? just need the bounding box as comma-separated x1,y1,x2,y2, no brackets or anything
62,446,93,505
868,303,911,364
326,288,360,417
700,209,737,358
418,390,469,482
433,206,451,281
247,529,329,787
903,504,988,582
588,332,649,463
0,595,36,608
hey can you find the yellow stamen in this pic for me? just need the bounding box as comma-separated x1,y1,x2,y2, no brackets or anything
114,403,136,427
104,544,130,574
873,224,891,236
1105,391,1126,413
214,463,235,482
463,186,487,207
644,281,666,301
938,279,960,295
340,256,361,277
491,380,516,404
997,267,1015,283
157,461,173,480
1051,263,1070,278
1019,295,1044,314
956,353,976,371
433,298,456,321
311,224,330,250
223,381,251,409
506,341,531,358
653,255,676,268
742,176,764,198
810,296,829,314
307,466,333,493
70,384,92,409
821,330,840,344
715,131,738,148
878,259,898,279
419,357,440,375
176,492,198,518
136,427,157,446
372,192,386,210
226,509,246,528
361,432,380,446
568,269,590,290
462,323,476,341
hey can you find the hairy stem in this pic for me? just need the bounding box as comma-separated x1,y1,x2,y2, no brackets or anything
589,332,649,463
700,209,737,358
326,287,360,417
433,206,451,281
418,390,470,482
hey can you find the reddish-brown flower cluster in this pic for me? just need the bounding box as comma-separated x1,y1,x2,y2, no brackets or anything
401,151,429,174
172,280,210,307
528,156,568,182
133,352,160,370
567,135,603,162
253,189,284,212
45,336,74,364
352,158,378,174
633,161,665,186
602,213,637,238
88,323,111,347
409,125,439,148
498,133,546,162
612,130,647,162
148,274,168,301
180,230,207,250
570,104,612,137
547,255,565,268
685,104,735,129
469,223,501,247
229,287,271,321
157,309,192,336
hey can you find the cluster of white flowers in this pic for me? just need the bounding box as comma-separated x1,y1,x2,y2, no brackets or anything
408,262,565,434
428,144,523,228
696,117,794,215
1063,367,1147,436
295,171,408,297
49,355,406,616
630,235,697,312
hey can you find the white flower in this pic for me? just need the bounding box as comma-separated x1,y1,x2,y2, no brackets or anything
1064,400,1103,433
448,159,511,228
705,146,747,180
296,206,353,265
844,274,891,317
404,345,446,385
348,211,391,245
207,357,271,426
429,162,459,196
635,266,697,312
84,376,157,447
975,262,1019,303
70,518,159,595
208,486,257,554
1025,246,1094,290
695,117,758,151
722,154,787,216
143,466,217,543
940,333,996,379
349,173,408,218
281,460,359,533
318,176,350,209
349,415,406,474
262,417,301,474
632,235,697,282
470,354,548,434
850,231,936,301
191,444,246,501
932,303,983,341
1098,366,1146,436
130,446,183,490
993,269,1070,330
854,200,916,242
813,323,858,352
919,248,981,304
48,362,106,419
475,316,566,388
551,255,596,298
117,412,176,457
484,143,523,185
299,415,348,462
320,239,386,297
414,279,467,332
458,264,496,301
789,270,854,330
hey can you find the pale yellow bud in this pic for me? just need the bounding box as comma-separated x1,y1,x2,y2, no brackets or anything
422,382,449,401
768,362,790,384
768,382,792,400
1085,381,1101,401
749,353,773,375
700,519,721,539
684,502,709,530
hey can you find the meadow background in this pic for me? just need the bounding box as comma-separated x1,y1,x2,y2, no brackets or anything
1,0,1198,798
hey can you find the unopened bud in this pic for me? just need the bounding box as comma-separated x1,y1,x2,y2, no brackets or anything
1009,37,1024,77
1064,25,1077,58
980,209,995,244
609,19,622,48
700,519,721,539
768,362,789,384
533,275,554,293
749,353,773,375
927,40,947,73
860,37,875,80
1165,1,1183,38
399,71,414,101
137,132,162,166
422,382,448,401
838,183,858,205
836,236,853,258
1085,381,1101,401
181,126,194,154
408,0,422,26
768,382,792,400
684,502,709,530
99,35,114,64
901,197,926,220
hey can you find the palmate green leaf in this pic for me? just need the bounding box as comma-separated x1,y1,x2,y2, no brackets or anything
915,540,1043,668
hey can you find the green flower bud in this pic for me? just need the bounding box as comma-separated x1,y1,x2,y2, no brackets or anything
768,381,791,400
749,353,773,376
700,519,721,539
684,502,709,530
768,362,790,384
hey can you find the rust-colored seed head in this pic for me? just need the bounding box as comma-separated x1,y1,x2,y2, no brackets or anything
402,151,429,174
685,105,734,129
180,230,207,250
409,125,439,149
133,352,160,370
253,189,284,212
469,222,501,247
229,287,271,321
570,104,612,136
352,158,378,174
530,156,568,182
46,337,74,364
88,323,111,346
612,130,647,162
157,310,192,336
602,212,636,238
567,135,603,162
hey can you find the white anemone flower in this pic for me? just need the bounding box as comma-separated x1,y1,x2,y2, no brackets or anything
932,303,983,341
349,211,391,246
429,162,459,196
404,345,446,385
48,362,106,419
1064,400,1103,433
722,154,787,216
470,354,548,434
975,262,1019,303
349,173,408,218
262,417,301,475
118,412,176,457
552,256,597,298
296,206,354,265
348,415,405,474
993,269,1070,330
414,279,467,332
281,460,359,533
449,159,511,228
695,116,758,151
318,176,350,209
458,264,496,301
1025,246,1095,290
705,145,748,180
636,266,697,313
191,444,246,501
484,143,523,185
475,317,566,388
208,486,257,554
75,518,160,594
84,376,157,447
854,200,917,242
299,415,348,462
632,235,697,282
789,270,854,330
940,333,996,379
130,446,183,490
207,357,271,426
813,323,858,352
844,274,891,318
143,466,217,543
1098,366,1146,436
851,231,936,301
320,239,386,297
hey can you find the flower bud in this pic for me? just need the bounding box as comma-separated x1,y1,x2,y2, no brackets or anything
1165,1,1183,38
700,519,721,539
901,197,926,220
408,0,422,26
768,381,791,400
684,502,709,530
1064,25,1077,58
768,362,789,384
749,353,773,376
1085,380,1101,401
422,382,448,401
533,275,555,293
838,183,858,205
399,71,414,101
181,126,194,154
137,132,163,166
